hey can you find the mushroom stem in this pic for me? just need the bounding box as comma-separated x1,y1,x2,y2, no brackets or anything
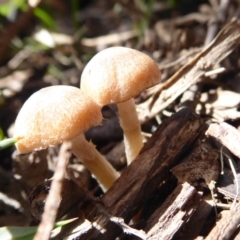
71,134,119,191
117,98,143,164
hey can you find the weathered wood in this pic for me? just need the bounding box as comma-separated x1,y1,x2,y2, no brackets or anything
206,122,240,159
170,140,220,239
234,228,240,240
206,203,240,240
145,182,201,240
171,141,220,188
138,19,240,123
77,108,203,239
29,177,87,221
175,199,213,239
206,122,240,202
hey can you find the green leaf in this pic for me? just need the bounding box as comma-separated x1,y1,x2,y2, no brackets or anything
54,218,78,228
0,0,27,17
0,218,78,240
33,8,56,30
0,5,10,17
48,64,64,80
0,138,18,150
0,128,4,141
0,226,38,240
12,0,27,10
71,0,80,28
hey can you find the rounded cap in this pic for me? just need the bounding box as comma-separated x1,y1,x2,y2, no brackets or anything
80,46,161,106
14,85,102,154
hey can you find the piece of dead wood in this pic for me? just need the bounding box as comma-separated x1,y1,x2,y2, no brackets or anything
0,69,33,94
205,203,240,240
144,182,201,240
175,199,213,240
205,122,240,159
138,19,240,123
72,108,203,239
178,83,202,110
196,89,240,122
81,29,139,48
178,0,230,112
154,12,210,45
171,141,220,189
12,149,51,190
28,177,87,221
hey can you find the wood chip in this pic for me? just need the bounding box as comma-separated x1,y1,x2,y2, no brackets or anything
205,203,240,240
72,108,203,239
171,141,220,189
145,183,202,240
205,122,240,159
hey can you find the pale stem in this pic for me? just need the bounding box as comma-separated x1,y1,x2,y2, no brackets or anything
71,134,119,191
117,98,143,165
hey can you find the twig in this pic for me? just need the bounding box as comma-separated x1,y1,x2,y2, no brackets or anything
33,142,72,240
138,19,240,123
152,17,235,105
219,149,239,207
204,67,225,77
81,30,138,47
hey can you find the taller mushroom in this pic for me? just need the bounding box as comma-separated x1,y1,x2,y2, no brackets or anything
80,46,161,164
13,85,119,191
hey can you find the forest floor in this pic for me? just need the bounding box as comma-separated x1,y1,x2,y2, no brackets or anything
1,0,240,239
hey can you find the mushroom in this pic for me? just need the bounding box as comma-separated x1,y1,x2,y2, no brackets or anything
13,85,119,191
80,46,161,164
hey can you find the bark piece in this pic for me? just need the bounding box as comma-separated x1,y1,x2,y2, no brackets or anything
145,183,201,240
206,203,240,240
76,107,203,239
206,122,240,159
206,122,240,200
175,199,213,240
29,177,87,221
171,141,220,189
12,149,51,190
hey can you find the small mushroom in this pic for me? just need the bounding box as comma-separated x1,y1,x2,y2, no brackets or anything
80,46,161,164
13,85,119,191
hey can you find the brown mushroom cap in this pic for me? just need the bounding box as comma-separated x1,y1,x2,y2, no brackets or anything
14,85,102,153
80,46,161,106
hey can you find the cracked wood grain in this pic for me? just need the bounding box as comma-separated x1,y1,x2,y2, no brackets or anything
206,203,240,240
206,122,240,160
76,108,203,239
145,183,201,240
